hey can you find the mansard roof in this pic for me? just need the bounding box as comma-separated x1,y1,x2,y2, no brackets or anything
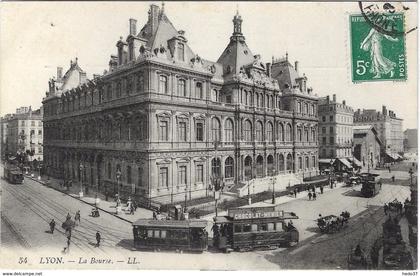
271,57,300,90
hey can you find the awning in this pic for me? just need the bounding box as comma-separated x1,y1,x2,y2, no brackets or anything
395,154,403,160
338,158,352,168
385,151,398,161
348,158,362,167
319,159,334,164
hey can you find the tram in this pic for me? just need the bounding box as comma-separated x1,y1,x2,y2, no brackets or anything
132,206,300,253
360,173,381,197
3,166,24,184
132,219,208,253
213,206,299,251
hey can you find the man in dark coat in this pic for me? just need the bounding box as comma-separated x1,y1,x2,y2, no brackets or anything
312,192,317,200
308,192,312,201
96,231,101,247
49,219,56,234
320,186,324,194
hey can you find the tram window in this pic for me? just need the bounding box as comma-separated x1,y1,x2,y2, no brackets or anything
161,230,167,238
260,223,268,231
234,224,242,233
251,224,258,232
154,230,160,238
275,222,283,231
147,229,153,238
243,224,251,232
267,223,274,231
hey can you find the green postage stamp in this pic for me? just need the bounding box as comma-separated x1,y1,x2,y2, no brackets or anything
350,13,406,82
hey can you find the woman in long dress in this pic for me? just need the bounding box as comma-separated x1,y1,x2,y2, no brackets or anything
360,28,399,78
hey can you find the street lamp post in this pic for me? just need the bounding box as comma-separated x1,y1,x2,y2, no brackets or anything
79,163,84,198
329,159,334,189
116,168,122,214
37,157,41,180
271,169,276,204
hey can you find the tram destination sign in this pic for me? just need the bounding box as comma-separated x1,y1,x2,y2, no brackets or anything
229,207,285,220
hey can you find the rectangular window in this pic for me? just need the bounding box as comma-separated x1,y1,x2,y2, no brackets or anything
196,164,203,183
234,224,242,233
178,165,187,185
38,130,42,136
251,224,258,232
329,115,333,122
329,137,334,145
243,224,251,232
329,126,334,134
260,223,268,231
322,127,326,134
147,230,153,238
267,223,274,231
178,121,187,142
159,121,168,141
159,167,168,188
154,230,160,238
38,122,42,126
322,137,326,145
159,75,168,94
226,95,232,103
31,121,35,126
160,230,167,239
322,116,326,122
21,121,25,126
195,82,203,99
177,79,186,97
275,222,283,231
196,122,203,141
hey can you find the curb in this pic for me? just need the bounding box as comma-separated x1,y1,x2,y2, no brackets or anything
24,175,133,224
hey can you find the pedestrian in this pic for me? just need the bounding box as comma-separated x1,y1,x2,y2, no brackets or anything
320,185,324,194
392,175,395,182
130,204,134,215
308,192,312,201
152,211,157,220
105,191,109,201
96,231,101,247
312,192,317,200
312,186,316,193
293,188,297,198
384,203,388,215
389,167,391,173
49,219,56,234
75,210,81,225
64,235,71,253
66,212,71,221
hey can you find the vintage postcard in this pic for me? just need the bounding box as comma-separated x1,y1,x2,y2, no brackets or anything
0,1,418,272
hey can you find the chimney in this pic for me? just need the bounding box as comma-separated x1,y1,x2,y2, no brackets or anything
150,4,160,34
266,63,272,78
326,95,330,102
57,67,63,80
342,100,346,105
294,61,298,73
382,105,387,115
93,74,100,79
333,94,336,102
129,18,137,36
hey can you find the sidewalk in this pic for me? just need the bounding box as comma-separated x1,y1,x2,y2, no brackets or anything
24,173,152,223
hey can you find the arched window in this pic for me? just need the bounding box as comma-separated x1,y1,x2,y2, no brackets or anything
108,162,112,179
177,79,186,97
211,117,221,142
286,124,292,142
286,154,293,171
211,89,218,102
304,103,308,114
243,120,252,141
225,157,234,178
127,165,132,184
311,128,316,142
260,94,264,107
267,155,274,175
298,157,303,170
304,128,309,142
195,82,203,99
266,122,273,142
256,94,260,107
305,156,309,170
256,155,264,177
244,156,252,179
256,121,263,141
278,123,284,141
247,92,252,106
224,119,234,142
312,156,316,168
297,128,302,142
211,158,221,178
159,75,168,94
278,154,285,172
297,102,301,113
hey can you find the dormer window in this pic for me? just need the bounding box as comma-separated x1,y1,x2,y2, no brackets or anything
177,43,185,61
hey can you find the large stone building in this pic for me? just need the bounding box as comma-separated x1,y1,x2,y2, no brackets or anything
404,129,418,153
3,106,44,161
353,125,382,171
0,114,13,159
354,106,404,160
42,5,319,205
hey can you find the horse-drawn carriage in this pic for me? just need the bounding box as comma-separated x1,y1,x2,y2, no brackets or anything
317,211,350,233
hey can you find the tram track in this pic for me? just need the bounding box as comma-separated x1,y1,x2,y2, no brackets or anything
4,180,133,254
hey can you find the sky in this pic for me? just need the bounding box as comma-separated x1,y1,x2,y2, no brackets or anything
0,2,417,129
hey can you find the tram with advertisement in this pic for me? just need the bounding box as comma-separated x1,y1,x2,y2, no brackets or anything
3,165,24,184
213,206,299,252
360,173,381,197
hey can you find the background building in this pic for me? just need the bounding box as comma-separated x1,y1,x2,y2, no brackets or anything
0,114,13,159
353,125,382,171
318,94,354,171
404,129,418,153
42,5,319,205
354,106,404,161
4,106,44,162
